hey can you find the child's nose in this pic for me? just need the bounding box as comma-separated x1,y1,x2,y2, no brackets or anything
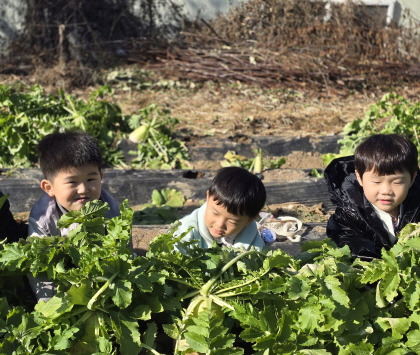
214,218,226,229
380,183,393,194
77,182,89,193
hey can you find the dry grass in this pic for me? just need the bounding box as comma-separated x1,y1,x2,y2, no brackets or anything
106,82,378,138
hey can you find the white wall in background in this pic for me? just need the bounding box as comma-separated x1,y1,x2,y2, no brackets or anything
398,0,420,26
131,0,246,27
178,0,245,20
0,0,27,56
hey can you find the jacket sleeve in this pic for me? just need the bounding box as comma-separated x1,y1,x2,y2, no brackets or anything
27,274,56,303
28,216,50,238
327,207,382,260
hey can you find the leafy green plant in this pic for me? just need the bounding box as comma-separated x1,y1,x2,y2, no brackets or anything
148,226,298,354
323,93,420,165
128,104,191,169
0,200,169,354
4,199,420,354
132,188,185,225
221,150,286,171
0,84,191,170
309,168,323,177
0,84,129,168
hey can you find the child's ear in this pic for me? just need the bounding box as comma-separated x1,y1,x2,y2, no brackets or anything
40,179,55,197
206,190,210,201
355,170,363,186
410,171,417,187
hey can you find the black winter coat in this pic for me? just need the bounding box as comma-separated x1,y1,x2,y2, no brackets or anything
0,191,20,243
324,156,420,260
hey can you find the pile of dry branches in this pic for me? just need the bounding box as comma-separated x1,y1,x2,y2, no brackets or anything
3,0,420,92
141,0,420,92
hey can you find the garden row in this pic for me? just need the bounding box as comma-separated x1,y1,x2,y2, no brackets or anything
1,200,420,354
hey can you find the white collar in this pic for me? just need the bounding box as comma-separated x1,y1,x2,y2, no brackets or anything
371,204,400,244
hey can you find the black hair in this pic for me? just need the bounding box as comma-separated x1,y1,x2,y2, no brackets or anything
355,134,418,179
208,167,266,218
38,131,102,180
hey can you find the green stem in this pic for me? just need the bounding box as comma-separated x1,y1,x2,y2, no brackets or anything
165,276,199,289
87,271,119,310
141,342,163,355
72,310,95,328
148,138,166,160
181,289,201,300
153,137,169,163
60,306,89,320
209,294,234,311
213,290,253,298
175,295,204,354
201,250,257,296
214,269,271,296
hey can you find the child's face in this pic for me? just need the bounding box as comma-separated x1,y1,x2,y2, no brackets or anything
41,165,103,211
356,169,416,218
204,192,254,239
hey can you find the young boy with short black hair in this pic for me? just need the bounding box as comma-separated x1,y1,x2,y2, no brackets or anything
28,131,120,301
28,130,120,238
174,166,266,252
325,133,420,260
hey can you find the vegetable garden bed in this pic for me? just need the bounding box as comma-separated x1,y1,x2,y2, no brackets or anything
2,200,420,354
2,133,339,214
1,167,333,214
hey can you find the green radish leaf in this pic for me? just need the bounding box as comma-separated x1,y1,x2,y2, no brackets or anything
0,193,9,209
111,279,133,309
160,188,185,207
151,190,165,206
141,321,157,349
66,280,92,305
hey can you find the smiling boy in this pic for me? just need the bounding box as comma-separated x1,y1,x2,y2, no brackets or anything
28,131,120,238
28,131,121,302
325,134,420,260
174,167,266,252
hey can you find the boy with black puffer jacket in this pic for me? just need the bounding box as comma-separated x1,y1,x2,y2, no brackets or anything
325,134,420,261
174,166,266,253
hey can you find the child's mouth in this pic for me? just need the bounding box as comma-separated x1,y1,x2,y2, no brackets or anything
76,197,89,202
212,229,223,236
378,199,392,205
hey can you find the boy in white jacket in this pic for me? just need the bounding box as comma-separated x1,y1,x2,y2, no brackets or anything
174,167,266,252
